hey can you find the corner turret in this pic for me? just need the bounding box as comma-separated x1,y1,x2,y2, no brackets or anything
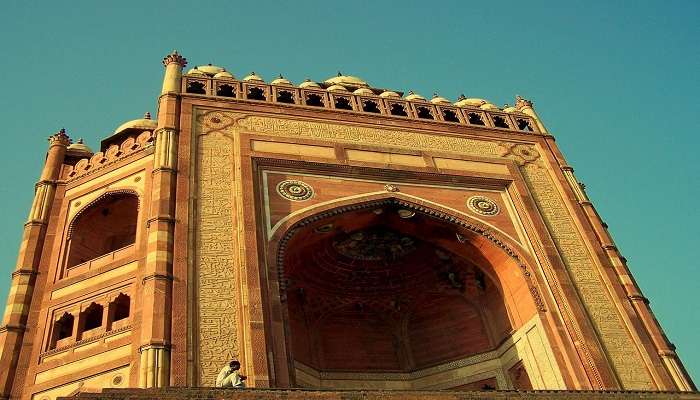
515,95,548,134
161,50,188,95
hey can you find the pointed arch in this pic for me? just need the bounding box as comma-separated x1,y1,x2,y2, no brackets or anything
65,190,141,269
270,192,545,314
67,189,141,239
263,192,565,389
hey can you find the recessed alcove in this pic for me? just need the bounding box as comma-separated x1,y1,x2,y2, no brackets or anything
277,200,546,389
66,193,138,270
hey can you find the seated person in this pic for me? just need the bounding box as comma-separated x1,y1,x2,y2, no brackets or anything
215,360,247,388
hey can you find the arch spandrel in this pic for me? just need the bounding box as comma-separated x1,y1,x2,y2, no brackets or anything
262,172,525,250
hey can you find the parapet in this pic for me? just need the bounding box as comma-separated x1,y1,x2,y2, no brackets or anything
180,67,541,134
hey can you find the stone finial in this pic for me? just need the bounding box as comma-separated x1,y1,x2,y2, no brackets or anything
144,112,152,120
162,50,187,68
48,128,71,146
515,95,533,110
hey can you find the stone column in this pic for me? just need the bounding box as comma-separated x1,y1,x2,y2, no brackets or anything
0,129,69,398
138,51,185,388
560,164,695,391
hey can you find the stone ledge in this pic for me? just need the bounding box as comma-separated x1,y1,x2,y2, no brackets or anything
63,388,700,400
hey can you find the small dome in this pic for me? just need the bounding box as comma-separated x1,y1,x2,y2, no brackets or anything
480,102,499,111
186,66,207,76
213,69,234,79
324,72,369,88
379,90,400,98
404,91,426,101
243,72,264,82
187,64,225,76
327,84,349,92
67,138,93,155
454,94,488,108
197,64,225,75
271,74,293,86
113,112,158,136
502,104,518,113
430,93,451,104
353,88,374,95
299,79,321,89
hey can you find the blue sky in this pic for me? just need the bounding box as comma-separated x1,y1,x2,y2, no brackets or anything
0,0,698,384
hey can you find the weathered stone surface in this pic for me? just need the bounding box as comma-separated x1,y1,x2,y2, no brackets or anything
65,388,700,400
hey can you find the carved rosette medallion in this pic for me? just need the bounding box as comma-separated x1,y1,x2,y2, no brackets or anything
498,142,540,166
276,180,314,201
467,196,500,216
197,111,240,132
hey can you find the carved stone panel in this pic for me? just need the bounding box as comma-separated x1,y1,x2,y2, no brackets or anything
195,132,240,385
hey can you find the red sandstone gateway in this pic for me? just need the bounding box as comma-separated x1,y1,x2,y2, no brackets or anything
0,51,694,399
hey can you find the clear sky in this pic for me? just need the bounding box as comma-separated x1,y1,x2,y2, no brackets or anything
0,0,698,385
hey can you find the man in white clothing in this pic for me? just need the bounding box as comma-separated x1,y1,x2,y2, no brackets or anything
215,360,247,388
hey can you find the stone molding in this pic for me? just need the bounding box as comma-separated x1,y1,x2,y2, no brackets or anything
39,325,132,359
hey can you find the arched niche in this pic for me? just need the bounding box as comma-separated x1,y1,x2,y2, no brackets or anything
267,196,561,390
65,191,139,272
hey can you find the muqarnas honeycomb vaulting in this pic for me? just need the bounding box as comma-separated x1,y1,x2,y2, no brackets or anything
0,51,695,400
